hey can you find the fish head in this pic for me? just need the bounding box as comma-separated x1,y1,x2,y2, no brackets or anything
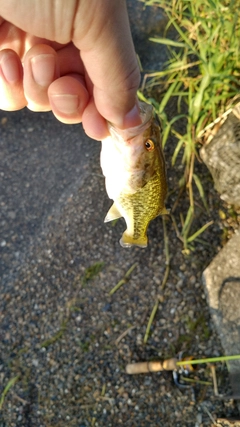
107,102,162,188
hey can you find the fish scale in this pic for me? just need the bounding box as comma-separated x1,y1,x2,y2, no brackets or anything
119,170,166,247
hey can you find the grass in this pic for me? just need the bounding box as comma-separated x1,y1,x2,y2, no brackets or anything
40,320,68,348
143,216,170,344
176,354,240,367
109,263,138,295
0,375,20,410
81,262,105,287
140,0,240,250
39,263,105,348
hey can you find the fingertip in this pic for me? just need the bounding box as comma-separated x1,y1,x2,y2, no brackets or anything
120,102,142,129
23,44,59,111
94,89,142,131
82,99,109,140
0,50,22,83
0,49,26,110
48,74,89,124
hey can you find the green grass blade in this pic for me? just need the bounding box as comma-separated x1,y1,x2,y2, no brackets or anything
109,263,137,295
159,79,181,114
191,74,211,123
182,205,194,236
0,375,20,409
177,354,240,367
187,220,214,243
192,173,208,211
172,138,185,166
144,301,159,344
137,91,151,103
166,15,197,55
149,37,186,48
162,115,186,148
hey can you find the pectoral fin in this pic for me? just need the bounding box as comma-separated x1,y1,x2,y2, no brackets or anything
104,203,122,223
159,206,169,215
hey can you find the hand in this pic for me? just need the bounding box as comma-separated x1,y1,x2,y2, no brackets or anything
0,0,141,140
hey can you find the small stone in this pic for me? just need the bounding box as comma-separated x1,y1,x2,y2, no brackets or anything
1,117,7,125
8,211,16,220
32,359,39,367
189,276,196,285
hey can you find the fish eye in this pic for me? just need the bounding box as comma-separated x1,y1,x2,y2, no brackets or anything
145,139,155,151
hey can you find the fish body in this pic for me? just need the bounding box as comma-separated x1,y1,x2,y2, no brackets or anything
101,102,168,248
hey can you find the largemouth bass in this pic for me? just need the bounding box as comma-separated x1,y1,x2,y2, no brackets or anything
101,101,168,248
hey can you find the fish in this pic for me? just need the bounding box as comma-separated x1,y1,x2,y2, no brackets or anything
100,101,168,248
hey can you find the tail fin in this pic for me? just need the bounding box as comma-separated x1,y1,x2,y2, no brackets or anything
120,231,148,248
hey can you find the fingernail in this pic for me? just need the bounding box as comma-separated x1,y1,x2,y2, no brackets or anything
0,52,21,83
30,54,56,87
51,94,79,114
120,103,142,129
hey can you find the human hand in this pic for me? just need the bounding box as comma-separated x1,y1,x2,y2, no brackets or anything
0,0,141,140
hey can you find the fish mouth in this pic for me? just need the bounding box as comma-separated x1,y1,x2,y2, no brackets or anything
108,102,153,142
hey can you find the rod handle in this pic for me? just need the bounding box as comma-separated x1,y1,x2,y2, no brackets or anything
126,358,177,375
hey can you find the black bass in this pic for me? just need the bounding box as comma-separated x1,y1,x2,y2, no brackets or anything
101,101,168,248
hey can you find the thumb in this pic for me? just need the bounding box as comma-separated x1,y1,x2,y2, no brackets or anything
73,0,141,130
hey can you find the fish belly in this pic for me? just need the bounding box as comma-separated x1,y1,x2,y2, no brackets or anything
117,172,167,248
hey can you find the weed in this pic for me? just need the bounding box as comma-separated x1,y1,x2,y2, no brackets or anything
109,263,137,295
79,341,90,352
0,375,20,409
40,320,68,348
140,0,240,249
82,262,105,287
